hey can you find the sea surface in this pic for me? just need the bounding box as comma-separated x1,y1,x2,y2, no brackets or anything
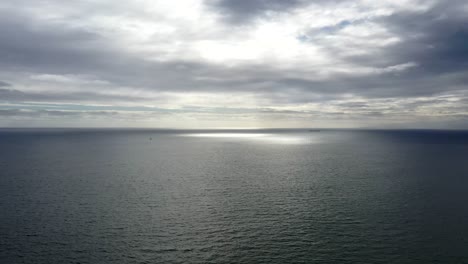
1,129,468,263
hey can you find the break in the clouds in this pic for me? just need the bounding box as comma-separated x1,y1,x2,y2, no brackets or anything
0,0,467,128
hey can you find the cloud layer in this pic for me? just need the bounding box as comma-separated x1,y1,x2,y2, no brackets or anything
1,0,467,128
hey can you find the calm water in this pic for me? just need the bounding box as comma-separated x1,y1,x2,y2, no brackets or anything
1,129,468,263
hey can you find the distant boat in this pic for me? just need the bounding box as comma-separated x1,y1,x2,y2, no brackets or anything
308,129,321,132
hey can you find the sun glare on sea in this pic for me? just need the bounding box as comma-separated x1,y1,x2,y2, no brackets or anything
181,133,312,144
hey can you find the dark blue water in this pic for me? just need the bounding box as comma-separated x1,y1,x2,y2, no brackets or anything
1,129,468,263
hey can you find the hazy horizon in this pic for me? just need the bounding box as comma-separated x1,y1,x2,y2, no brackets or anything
0,126,468,132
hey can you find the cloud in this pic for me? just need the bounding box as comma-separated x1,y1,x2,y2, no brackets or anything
379,1,468,74
0,0,467,128
207,0,352,24
207,0,306,24
0,88,156,104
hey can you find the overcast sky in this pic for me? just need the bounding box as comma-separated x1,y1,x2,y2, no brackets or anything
1,0,467,128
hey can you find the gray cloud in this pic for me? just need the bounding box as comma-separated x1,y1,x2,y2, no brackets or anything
0,11,105,74
0,88,152,103
1,0,465,98
0,0,467,128
208,0,305,24
207,0,348,24
279,1,468,100
0,109,123,119
380,2,468,75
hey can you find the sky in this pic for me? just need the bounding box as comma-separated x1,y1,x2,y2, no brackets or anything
0,0,467,128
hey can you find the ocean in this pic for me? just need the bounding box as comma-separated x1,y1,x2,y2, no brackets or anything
1,129,468,263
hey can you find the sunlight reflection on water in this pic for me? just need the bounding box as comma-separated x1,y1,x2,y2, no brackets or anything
181,133,313,144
